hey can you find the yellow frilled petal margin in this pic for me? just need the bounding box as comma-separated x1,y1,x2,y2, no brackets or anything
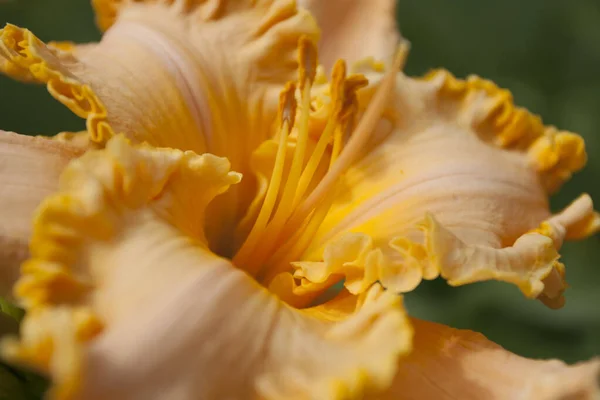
49,131,95,150
429,70,588,194
0,25,113,143
0,0,319,165
91,0,215,32
1,1,319,263
288,65,599,308
3,135,412,400
0,130,84,297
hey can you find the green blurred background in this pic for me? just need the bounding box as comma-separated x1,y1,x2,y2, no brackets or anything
0,0,599,396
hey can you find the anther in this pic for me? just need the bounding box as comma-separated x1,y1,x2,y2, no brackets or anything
279,81,297,129
298,36,318,89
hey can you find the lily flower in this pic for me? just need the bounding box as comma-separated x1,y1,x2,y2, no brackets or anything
0,0,599,399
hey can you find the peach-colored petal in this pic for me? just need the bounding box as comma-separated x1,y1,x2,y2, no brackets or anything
0,130,83,297
291,66,598,307
2,135,412,399
0,1,319,164
299,0,401,70
380,319,600,400
1,3,319,262
77,278,411,400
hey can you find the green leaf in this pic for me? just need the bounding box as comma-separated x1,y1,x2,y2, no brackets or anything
0,298,23,323
0,298,47,399
0,363,33,400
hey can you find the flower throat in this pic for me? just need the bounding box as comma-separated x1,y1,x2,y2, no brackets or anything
218,37,406,287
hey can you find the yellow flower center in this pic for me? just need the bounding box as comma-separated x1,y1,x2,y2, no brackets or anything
227,39,407,290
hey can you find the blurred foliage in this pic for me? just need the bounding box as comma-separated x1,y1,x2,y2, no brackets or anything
0,2,598,396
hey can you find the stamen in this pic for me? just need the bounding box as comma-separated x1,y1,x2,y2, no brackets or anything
232,82,296,273
280,81,298,128
262,189,338,284
330,125,344,167
292,60,347,207
286,45,405,231
234,40,405,279
292,119,335,206
272,37,318,215
298,35,318,91
264,78,364,279
238,38,318,273
331,74,368,166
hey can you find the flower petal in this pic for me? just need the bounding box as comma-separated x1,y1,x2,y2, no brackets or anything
1,3,319,261
78,281,411,400
3,136,412,399
0,130,83,297
381,319,600,400
50,131,95,150
298,0,401,70
1,0,319,163
0,27,113,143
295,67,599,306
